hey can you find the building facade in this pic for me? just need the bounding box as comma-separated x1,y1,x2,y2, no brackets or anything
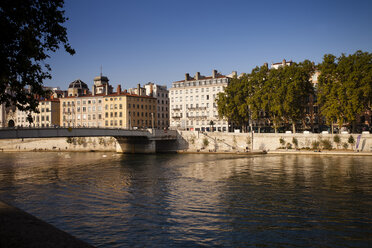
103,92,157,129
59,95,104,127
16,99,60,127
169,70,231,131
145,82,169,129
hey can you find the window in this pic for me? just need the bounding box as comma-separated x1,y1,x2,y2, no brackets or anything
206,95,209,100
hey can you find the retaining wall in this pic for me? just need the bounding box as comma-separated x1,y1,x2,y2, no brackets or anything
175,131,372,152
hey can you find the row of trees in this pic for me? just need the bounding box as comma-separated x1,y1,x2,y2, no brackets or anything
317,51,372,133
216,51,372,133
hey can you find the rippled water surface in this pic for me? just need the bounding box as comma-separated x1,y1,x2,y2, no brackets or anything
0,152,372,247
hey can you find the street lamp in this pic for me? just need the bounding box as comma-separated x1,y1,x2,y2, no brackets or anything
151,112,154,130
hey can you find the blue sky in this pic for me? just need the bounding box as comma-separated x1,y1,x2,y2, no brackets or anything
46,0,372,90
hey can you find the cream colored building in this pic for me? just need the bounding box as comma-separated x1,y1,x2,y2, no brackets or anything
103,92,157,129
60,95,104,127
169,70,231,131
16,99,60,127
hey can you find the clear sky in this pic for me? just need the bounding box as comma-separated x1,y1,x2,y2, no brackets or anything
46,0,372,90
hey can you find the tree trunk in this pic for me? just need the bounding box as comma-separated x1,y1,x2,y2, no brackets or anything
331,123,334,134
352,120,357,133
292,123,296,134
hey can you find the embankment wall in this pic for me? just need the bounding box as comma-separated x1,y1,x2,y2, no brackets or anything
0,137,117,152
175,131,372,152
0,131,371,153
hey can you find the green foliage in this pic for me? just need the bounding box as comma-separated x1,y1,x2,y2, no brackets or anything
292,137,299,148
348,135,355,144
333,135,341,144
202,137,209,148
311,140,320,150
320,139,333,150
286,142,292,149
189,134,196,144
279,138,286,145
318,51,372,130
343,142,349,149
216,76,250,129
333,135,341,148
0,0,75,116
76,137,86,146
98,137,106,145
209,120,215,131
66,137,74,144
216,61,314,132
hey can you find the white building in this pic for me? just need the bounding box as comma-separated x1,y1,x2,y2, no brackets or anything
169,70,232,131
271,59,293,69
145,82,169,129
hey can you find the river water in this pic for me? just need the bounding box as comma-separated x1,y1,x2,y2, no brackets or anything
0,152,371,247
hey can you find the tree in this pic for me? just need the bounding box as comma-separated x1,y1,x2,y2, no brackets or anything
216,76,250,131
0,0,75,121
209,120,215,131
318,51,372,132
267,61,314,133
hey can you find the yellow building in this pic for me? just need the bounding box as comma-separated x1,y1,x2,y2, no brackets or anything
103,92,157,129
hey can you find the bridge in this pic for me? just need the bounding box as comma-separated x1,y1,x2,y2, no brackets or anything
0,128,178,153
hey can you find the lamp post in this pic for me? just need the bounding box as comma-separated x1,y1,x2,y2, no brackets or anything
129,113,132,130
151,112,154,131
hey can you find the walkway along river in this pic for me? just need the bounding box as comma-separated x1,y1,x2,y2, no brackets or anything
0,152,371,247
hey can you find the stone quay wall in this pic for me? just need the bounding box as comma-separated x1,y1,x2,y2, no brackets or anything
0,131,371,153
175,131,372,152
0,136,117,152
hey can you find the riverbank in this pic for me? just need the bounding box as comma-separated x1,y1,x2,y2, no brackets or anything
268,150,372,156
0,200,93,248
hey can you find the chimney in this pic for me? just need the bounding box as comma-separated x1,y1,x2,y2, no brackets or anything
232,71,237,77
282,59,286,66
264,62,268,68
185,73,189,81
137,84,141,96
150,84,153,97
212,70,217,78
195,72,200,80
105,84,108,95
92,85,96,96
124,89,127,93
117,84,121,94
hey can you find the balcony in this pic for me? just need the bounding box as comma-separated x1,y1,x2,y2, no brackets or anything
172,114,182,119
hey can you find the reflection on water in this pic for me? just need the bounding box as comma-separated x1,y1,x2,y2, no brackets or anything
0,152,371,247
